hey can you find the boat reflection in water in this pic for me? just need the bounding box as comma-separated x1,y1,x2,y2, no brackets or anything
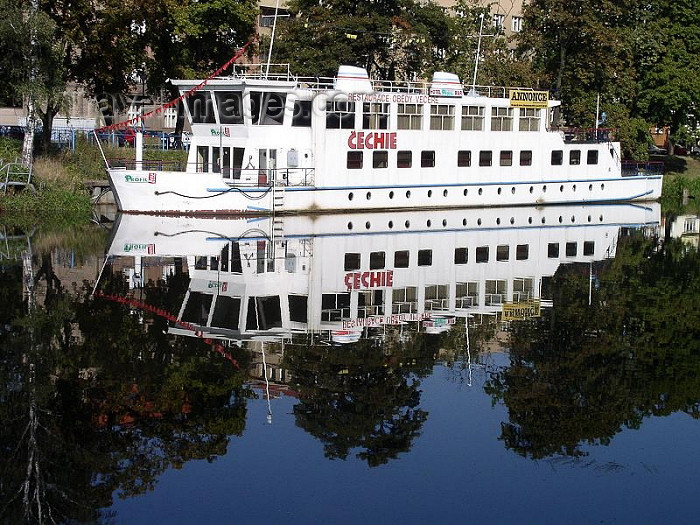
106,203,660,346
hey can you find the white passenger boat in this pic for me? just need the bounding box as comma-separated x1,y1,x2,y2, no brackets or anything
106,203,661,342
105,65,663,216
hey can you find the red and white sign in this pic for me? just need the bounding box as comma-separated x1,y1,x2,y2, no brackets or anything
344,270,394,291
348,131,397,150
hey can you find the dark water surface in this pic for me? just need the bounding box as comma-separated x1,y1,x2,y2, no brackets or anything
2,204,700,523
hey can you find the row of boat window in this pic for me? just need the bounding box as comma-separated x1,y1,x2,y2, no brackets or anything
186,90,541,130
347,148,600,169
344,241,595,270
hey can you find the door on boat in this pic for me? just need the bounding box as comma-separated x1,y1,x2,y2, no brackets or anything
258,149,277,186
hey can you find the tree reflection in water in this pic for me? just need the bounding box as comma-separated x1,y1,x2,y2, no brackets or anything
485,233,700,459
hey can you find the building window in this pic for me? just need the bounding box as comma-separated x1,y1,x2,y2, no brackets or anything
394,250,410,268
430,104,455,130
326,100,355,129
162,107,177,129
496,245,509,261
347,151,363,169
587,150,599,164
292,100,312,127
479,150,493,167
566,242,577,257
520,150,532,166
421,150,436,168
519,108,540,131
512,16,523,33
500,150,513,166
491,107,513,131
397,103,422,130
397,150,412,168
461,105,485,130
583,241,595,256
344,253,361,270
516,244,529,260
548,243,559,258
370,251,386,269
454,247,468,264
363,102,389,129
570,150,581,165
476,246,489,263
458,150,471,167
418,249,433,266
493,13,505,30
551,150,563,165
373,151,388,168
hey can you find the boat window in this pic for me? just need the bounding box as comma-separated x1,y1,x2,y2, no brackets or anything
246,296,282,329
516,244,529,260
370,251,386,270
551,150,563,165
344,253,361,271
394,250,410,268
212,147,221,173
566,242,577,257
197,146,209,172
182,292,213,326
520,150,532,166
373,151,388,168
458,150,471,167
454,247,468,264
289,295,308,323
397,150,412,168
211,296,241,330
231,147,244,179
500,150,513,166
479,150,492,167
326,99,355,129
249,91,287,125
583,241,595,256
570,150,581,165
519,108,540,131
222,148,231,178
347,151,363,169
186,92,216,124
292,100,312,127
392,287,417,314
418,249,433,266
475,246,489,263
491,107,513,131
548,243,559,258
214,91,244,124
362,103,389,129
430,104,455,130
321,293,350,321
587,150,599,165
496,245,509,261
397,103,422,130
461,105,484,131
421,150,435,168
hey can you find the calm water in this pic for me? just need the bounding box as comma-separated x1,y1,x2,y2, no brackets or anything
2,203,700,524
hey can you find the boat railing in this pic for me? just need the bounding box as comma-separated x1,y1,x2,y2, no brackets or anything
621,161,664,177
561,127,618,143
106,158,185,171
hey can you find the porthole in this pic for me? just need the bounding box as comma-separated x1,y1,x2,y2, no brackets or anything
348,192,354,201
443,189,448,197
601,184,605,191
388,220,394,228
365,221,371,229
427,219,432,227
571,216,575,223
496,218,501,225
529,186,534,194
558,216,563,223
442,219,447,227
478,188,483,195
587,215,592,222
462,218,467,226
406,190,411,198
463,189,468,196
428,190,433,197
528,217,533,224
366,192,372,200
543,185,547,192
511,187,516,195
541,217,546,224
497,187,502,195
510,217,515,225
573,184,577,191
477,218,482,226
405,220,411,228
599,215,604,222
589,184,593,191
560,184,564,192
347,222,353,230
389,191,394,199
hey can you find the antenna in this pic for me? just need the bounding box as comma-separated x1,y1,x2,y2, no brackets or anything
469,13,486,96
265,0,281,78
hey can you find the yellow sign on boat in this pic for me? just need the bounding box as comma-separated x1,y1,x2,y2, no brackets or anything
508,90,549,108
502,299,541,321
